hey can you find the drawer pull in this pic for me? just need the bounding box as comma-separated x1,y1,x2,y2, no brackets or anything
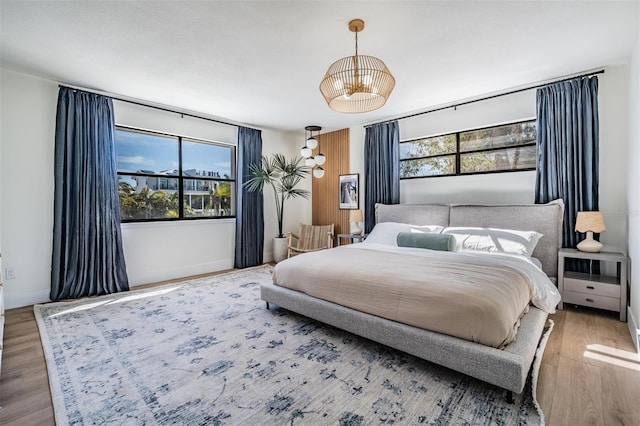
586,298,594,303
586,286,595,290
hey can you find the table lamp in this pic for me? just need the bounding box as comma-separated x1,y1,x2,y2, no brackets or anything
575,211,606,252
350,209,364,235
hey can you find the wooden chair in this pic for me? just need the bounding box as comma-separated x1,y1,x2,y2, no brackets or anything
287,224,335,258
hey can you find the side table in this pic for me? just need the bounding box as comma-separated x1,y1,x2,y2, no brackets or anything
558,248,628,322
336,233,367,246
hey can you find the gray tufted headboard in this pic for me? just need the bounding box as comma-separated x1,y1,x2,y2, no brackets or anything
375,200,564,279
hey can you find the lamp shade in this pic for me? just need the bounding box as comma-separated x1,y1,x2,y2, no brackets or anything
300,146,312,158
575,211,606,233
320,55,395,113
313,167,325,178
306,137,318,150
350,209,364,222
319,19,395,114
314,152,326,165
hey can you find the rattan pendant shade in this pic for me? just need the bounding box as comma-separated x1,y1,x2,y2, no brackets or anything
319,19,395,114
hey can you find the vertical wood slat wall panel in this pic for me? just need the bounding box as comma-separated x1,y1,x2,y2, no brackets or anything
312,129,351,239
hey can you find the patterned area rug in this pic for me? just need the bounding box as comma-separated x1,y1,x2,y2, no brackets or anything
35,265,548,425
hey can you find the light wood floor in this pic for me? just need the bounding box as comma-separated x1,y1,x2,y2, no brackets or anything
1,285,638,425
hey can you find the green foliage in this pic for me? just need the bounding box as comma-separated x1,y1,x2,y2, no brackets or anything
402,135,456,159
243,154,311,238
117,179,231,220
400,121,536,177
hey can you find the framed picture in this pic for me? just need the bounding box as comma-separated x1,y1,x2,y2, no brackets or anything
339,174,359,210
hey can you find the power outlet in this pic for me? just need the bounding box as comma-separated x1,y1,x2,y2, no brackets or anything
5,267,16,280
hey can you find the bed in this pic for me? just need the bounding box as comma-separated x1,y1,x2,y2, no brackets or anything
261,200,564,397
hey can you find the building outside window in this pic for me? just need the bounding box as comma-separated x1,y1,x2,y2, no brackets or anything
115,127,236,221
400,120,536,179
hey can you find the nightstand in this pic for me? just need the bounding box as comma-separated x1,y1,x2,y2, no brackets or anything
558,248,628,321
336,233,367,246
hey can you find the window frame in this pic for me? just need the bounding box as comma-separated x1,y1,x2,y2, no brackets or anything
399,119,537,180
115,125,236,223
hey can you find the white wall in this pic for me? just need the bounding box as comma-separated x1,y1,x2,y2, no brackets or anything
626,36,640,350
1,69,57,308
0,68,308,308
260,130,311,260
349,66,630,256
598,66,629,255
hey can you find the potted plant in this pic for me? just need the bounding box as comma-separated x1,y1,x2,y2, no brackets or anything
243,154,311,262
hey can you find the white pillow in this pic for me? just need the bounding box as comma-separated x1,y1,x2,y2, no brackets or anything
364,222,444,246
442,227,542,257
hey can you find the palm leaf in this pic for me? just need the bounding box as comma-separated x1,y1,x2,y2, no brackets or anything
243,153,312,237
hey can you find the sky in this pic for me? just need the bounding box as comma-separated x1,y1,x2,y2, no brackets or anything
115,129,233,177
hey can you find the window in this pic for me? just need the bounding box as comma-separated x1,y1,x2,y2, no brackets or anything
400,120,536,179
115,127,235,221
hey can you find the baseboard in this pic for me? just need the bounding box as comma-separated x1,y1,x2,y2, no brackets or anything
5,289,51,310
3,260,237,309
128,259,234,287
628,307,640,353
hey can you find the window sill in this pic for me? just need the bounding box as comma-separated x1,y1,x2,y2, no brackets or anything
121,218,235,229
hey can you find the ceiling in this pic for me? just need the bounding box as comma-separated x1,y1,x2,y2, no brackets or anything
1,1,638,132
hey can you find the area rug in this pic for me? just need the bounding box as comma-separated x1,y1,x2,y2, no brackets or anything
35,265,550,425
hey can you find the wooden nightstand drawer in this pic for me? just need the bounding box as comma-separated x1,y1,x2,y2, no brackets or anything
564,272,620,298
563,290,620,312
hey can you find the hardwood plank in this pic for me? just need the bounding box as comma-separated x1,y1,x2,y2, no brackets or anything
559,306,638,368
537,362,557,421
561,328,620,367
0,387,55,425
2,407,55,426
599,359,640,426
544,309,566,366
562,307,599,337
548,356,604,425
594,313,638,352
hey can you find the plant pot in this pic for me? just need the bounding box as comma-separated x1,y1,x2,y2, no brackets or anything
272,236,289,263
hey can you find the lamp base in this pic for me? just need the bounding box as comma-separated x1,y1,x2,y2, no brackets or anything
352,224,363,235
577,233,603,253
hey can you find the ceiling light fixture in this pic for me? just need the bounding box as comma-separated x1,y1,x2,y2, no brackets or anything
301,125,325,178
319,19,395,114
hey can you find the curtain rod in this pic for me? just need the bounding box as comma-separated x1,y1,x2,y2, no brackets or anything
364,69,605,128
58,84,256,131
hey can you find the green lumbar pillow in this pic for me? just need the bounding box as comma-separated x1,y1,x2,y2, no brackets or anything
396,232,455,251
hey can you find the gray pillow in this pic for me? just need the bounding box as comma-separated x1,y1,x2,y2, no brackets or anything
396,232,455,251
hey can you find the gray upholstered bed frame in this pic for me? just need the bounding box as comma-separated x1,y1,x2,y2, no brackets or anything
261,200,564,396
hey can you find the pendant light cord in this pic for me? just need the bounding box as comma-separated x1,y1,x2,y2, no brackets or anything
355,30,358,57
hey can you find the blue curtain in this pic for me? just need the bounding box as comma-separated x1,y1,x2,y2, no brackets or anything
364,121,400,233
234,126,264,268
51,87,129,301
535,76,599,272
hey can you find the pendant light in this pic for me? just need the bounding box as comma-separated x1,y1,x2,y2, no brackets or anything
304,125,325,178
319,19,395,113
